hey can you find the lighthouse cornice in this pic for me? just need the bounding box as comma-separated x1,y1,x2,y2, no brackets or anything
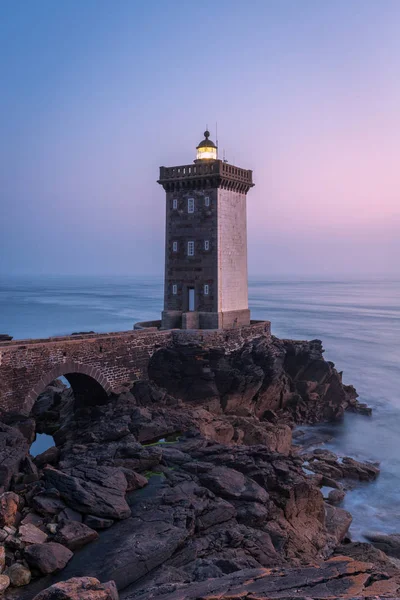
158,159,254,194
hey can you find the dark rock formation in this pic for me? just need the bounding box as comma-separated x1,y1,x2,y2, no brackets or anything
148,337,367,424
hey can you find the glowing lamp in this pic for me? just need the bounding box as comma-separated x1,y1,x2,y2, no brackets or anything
196,130,217,161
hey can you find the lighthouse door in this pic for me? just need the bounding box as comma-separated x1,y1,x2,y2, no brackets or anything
188,288,195,311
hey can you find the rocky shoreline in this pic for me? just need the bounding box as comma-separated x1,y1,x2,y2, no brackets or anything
0,335,398,599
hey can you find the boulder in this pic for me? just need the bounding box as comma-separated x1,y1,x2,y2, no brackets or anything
198,466,269,504
0,491,20,527
6,562,31,586
55,521,99,550
18,523,48,544
44,465,130,520
24,542,73,574
32,577,118,600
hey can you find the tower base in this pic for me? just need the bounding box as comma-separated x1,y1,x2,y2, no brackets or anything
161,309,250,330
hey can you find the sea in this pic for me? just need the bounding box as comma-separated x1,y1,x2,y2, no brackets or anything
0,275,399,541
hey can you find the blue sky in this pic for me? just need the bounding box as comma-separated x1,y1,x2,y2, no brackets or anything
1,0,399,277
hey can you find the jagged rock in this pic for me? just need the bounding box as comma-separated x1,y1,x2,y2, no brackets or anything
0,491,20,527
18,523,48,544
6,562,31,586
44,465,130,520
0,574,10,593
227,416,292,455
303,450,380,483
54,521,98,550
341,456,380,481
32,577,119,600
24,542,73,574
32,492,67,516
364,531,400,558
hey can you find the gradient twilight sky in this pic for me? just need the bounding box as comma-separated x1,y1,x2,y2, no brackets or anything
1,0,399,277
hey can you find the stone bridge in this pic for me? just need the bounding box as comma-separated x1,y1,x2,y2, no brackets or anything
0,322,270,416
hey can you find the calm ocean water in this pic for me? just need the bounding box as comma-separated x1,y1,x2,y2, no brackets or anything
0,275,399,540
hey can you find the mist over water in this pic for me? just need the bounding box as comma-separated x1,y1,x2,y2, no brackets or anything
0,275,399,539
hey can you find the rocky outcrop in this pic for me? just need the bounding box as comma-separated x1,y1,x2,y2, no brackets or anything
302,448,380,482
121,556,400,599
148,337,369,424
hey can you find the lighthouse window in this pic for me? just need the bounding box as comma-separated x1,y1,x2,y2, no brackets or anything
172,198,178,210
204,284,209,295
204,240,210,251
188,198,195,213
172,284,177,295
205,196,210,207
172,241,178,252
187,241,195,256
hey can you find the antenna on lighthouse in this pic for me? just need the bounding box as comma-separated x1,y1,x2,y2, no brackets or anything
216,122,219,154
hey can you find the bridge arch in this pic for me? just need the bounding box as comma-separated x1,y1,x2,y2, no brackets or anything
23,361,112,415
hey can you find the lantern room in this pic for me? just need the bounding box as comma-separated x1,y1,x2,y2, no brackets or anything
195,130,217,161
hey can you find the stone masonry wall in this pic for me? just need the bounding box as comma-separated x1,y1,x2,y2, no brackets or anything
0,322,270,417
217,188,249,313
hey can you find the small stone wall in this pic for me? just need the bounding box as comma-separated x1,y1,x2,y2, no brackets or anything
171,320,271,352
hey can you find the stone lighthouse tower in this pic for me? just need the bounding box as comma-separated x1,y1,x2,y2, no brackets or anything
158,131,254,330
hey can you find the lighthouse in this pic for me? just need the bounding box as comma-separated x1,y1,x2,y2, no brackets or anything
158,131,254,330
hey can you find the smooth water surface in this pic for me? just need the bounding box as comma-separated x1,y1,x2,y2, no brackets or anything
0,275,399,539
